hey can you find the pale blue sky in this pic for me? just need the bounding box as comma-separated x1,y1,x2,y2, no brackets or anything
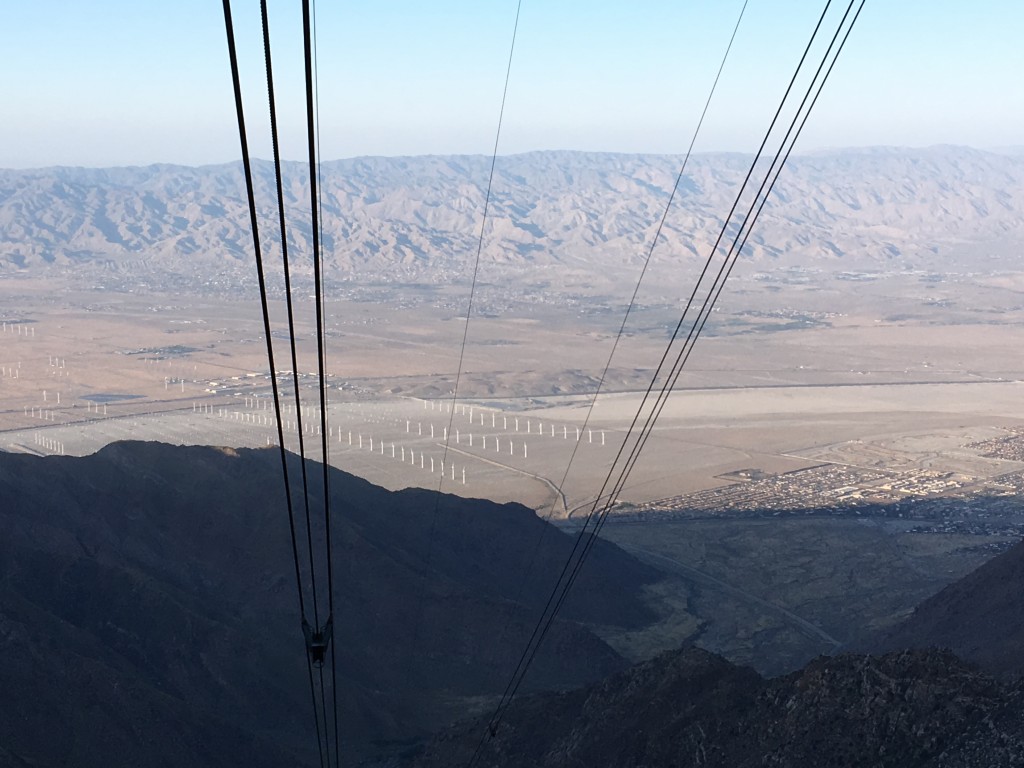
1,1,1021,167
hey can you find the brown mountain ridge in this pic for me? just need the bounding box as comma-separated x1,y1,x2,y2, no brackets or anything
2,147,1022,283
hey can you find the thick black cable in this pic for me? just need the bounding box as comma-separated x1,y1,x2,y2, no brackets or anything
468,4,749,759
260,3,330,764
529,0,865,713
477,0,826,741
548,0,862,686
220,0,306,626
300,0,334,624
300,0,334,611
475,0,864,746
546,9,867,704
578,0,837,553
221,3,325,767
598,0,862,542
306,658,327,768
259,0,321,632
309,3,340,761
318,664,332,768
301,1,339,764
312,0,327,285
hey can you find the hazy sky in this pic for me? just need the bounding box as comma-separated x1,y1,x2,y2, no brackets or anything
1,1,1021,168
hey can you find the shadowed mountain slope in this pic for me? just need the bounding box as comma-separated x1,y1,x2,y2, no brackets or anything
410,531,1024,768
0,441,661,766
411,646,1024,768
878,537,1024,680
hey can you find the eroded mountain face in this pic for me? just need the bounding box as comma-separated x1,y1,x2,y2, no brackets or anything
2,148,1021,281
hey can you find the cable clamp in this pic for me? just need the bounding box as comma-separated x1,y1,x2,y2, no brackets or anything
302,615,333,667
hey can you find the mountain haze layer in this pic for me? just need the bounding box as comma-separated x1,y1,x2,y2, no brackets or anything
1,147,1021,284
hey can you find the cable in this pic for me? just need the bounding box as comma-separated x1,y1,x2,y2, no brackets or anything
548,0,865,714
551,0,864,693
552,0,750,528
594,0,863,558
470,0,865,752
300,0,334,625
221,0,305,636
311,0,344,757
312,0,327,285
438,0,523,478
220,2,325,767
485,0,751,699
259,3,332,762
565,0,848,611
306,658,327,768
537,13,867,731
301,1,339,764
259,0,321,634
311,1,339,758
403,0,524,688
468,6,751,760
599,1,864,542
583,0,840,552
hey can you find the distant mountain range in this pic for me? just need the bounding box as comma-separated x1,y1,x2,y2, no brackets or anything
1,147,1022,285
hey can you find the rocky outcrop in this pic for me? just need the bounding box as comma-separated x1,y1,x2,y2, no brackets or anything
412,646,1024,767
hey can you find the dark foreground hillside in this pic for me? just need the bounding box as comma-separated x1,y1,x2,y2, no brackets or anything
0,441,660,766
412,646,1024,768
879,537,1024,680
413,532,1024,768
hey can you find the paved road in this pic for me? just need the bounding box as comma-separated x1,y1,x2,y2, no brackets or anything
442,442,567,515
